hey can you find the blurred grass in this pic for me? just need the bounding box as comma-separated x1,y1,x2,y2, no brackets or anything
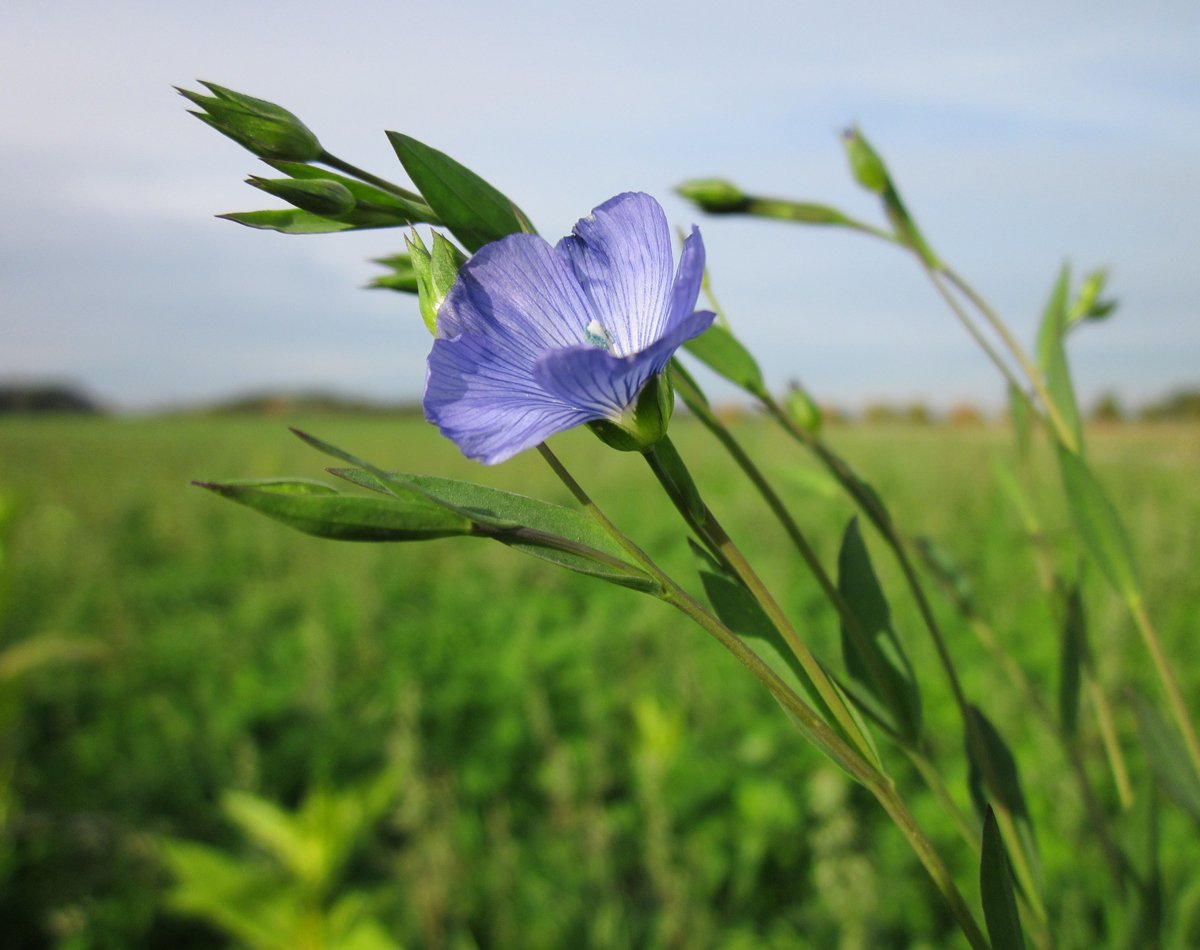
0,413,1196,947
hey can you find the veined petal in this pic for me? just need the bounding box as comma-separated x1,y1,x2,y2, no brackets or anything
555,193,673,356
425,333,592,464
533,309,716,419
438,232,597,363
668,225,706,330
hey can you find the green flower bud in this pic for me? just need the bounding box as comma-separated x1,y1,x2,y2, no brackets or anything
247,176,357,217
178,81,322,162
785,382,823,435
588,372,675,453
407,231,467,335
840,126,889,194
675,178,751,214
1067,267,1118,327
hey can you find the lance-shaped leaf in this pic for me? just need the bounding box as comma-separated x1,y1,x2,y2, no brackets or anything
286,428,660,593
682,323,766,396
368,253,418,293
1056,445,1140,602
194,478,471,541
218,209,400,235
1130,689,1200,827
690,542,883,774
1007,383,1033,464
1036,264,1084,453
837,517,922,743
387,132,534,252
981,806,1028,950
1058,583,1087,737
966,705,1040,892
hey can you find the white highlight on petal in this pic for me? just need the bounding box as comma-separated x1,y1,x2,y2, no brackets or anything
585,318,613,350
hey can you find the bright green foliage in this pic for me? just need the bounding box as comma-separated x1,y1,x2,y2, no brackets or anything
162,774,401,950
1,417,1199,947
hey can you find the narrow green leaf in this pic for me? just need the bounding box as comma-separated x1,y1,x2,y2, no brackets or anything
966,706,1039,886
295,430,660,592
367,253,418,294
194,478,471,541
219,209,358,234
1036,264,1084,453
991,457,1041,538
1130,689,1200,827
682,323,766,395
1056,445,1141,602
836,517,922,744
981,806,1028,950
386,132,533,252
1058,583,1087,737
689,542,880,770
1007,383,1032,464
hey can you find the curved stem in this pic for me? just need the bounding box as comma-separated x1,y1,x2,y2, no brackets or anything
939,266,1078,455
535,442,988,950
642,438,880,768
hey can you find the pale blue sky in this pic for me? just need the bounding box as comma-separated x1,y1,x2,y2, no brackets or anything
2,0,1197,411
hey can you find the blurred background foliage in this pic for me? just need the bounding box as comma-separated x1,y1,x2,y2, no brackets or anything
0,412,1197,947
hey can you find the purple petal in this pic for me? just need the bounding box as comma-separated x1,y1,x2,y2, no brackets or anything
533,309,716,418
555,193,673,357
438,232,597,362
425,333,592,464
667,225,706,330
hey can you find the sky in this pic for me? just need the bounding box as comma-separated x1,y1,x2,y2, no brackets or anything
2,0,1198,413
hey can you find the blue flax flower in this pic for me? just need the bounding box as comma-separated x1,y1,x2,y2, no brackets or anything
424,192,714,464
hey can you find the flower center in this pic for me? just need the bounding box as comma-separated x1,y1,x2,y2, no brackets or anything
585,319,614,351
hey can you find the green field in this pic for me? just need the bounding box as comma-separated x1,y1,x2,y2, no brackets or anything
1,414,1197,947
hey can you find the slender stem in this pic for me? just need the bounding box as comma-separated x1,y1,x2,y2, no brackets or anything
643,438,880,767
939,267,1078,455
761,394,1050,932
317,150,426,203
1129,595,1200,776
535,442,988,950
1086,673,1134,809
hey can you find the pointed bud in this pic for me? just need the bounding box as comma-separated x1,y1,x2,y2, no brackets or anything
675,179,750,214
407,231,466,334
1067,267,1118,327
588,373,675,453
785,382,823,435
247,177,357,217
840,126,889,194
179,81,322,162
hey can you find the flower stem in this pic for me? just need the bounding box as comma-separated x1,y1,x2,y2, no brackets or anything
1128,594,1200,777
643,437,881,767
317,150,427,204
536,442,988,950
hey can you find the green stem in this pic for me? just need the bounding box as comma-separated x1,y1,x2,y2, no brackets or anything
317,150,427,204
535,442,988,950
938,266,1078,455
761,393,1050,933
1128,595,1200,777
642,437,880,767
